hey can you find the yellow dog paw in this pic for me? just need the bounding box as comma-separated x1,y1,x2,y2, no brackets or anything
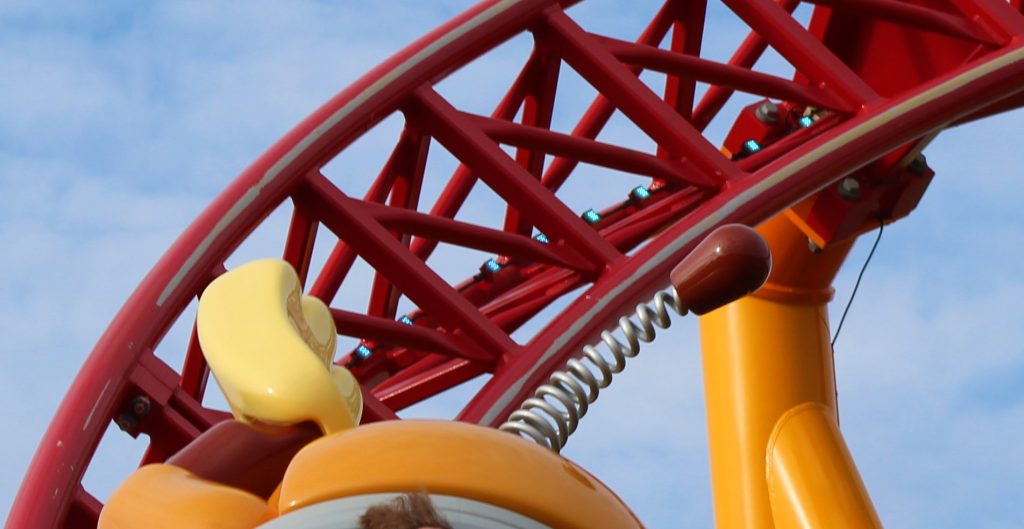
198,259,361,434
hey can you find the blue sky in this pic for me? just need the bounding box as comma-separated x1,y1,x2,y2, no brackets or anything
2,1,1023,527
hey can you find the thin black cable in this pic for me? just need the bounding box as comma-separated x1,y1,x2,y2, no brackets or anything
831,220,884,348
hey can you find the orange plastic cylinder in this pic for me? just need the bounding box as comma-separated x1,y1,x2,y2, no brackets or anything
278,420,645,529
766,403,883,529
698,213,853,529
98,465,271,529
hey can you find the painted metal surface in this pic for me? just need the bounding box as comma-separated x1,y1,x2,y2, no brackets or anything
97,465,271,529
698,214,849,529
766,403,883,529
277,420,644,529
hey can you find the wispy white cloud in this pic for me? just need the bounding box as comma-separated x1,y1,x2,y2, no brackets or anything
0,0,456,515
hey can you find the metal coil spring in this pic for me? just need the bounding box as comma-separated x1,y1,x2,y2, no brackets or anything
499,288,687,452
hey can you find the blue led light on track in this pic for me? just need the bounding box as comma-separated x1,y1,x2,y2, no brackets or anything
482,258,502,274
355,344,373,360
399,315,413,326
581,209,601,225
798,115,814,128
742,139,761,154
630,185,651,201
533,232,549,244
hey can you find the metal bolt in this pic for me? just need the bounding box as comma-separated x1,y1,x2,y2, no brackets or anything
755,101,779,123
131,396,151,417
836,177,861,201
908,154,928,175
115,413,136,432
116,395,151,432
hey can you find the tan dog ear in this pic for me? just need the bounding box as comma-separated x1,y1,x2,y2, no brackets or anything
198,259,361,434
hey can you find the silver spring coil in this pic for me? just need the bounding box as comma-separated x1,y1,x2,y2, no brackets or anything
499,288,687,452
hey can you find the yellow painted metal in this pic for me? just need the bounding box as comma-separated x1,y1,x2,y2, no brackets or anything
278,420,645,529
699,213,855,529
197,259,362,434
97,464,271,529
767,403,883,529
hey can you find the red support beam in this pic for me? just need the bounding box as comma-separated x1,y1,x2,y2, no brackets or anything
178,321,211,406
599,35,854,113
504,47,561,236
662,0,707,124
692,1,800,132
330,307,493,363
406,87,624,268
308,241,357,304
807,0,1001,46
282,201,319,287
408,49,543,265
721,0,880,108
178,265,225,400
947,0,1024,42
309,128,419,303
540,0,679,192
368,129,430,319
600,188,709,249
734,115,839,173
66,487,101,529
376,358,486,411
540,8,741,182
303,172,519,361
468,112,717,187
357,199,597,272
359,387,400,423
372,354,451,392
480,268,585,334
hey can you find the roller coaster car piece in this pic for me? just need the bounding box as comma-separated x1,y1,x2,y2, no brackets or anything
272,420,645,529
100,420,645,529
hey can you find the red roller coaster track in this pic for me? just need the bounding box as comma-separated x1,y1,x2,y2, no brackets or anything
9,1,1024,527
